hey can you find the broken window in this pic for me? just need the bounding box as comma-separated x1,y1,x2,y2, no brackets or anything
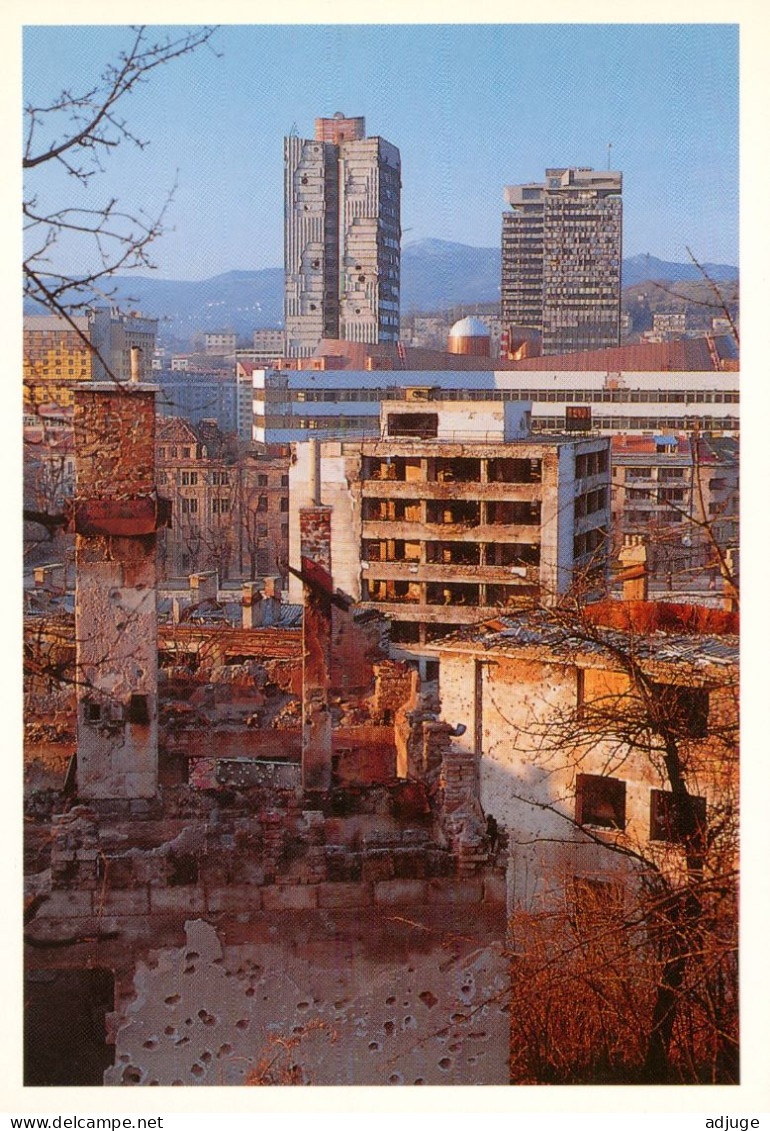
649,788,707,843
575,773,626,830
487,457,542,483
435,457,481,483
424,623,455,642
386,412,438,439
127,694,149,726
489,543,540,567
426,582,480,607
487,500,541,526
426,542,480,566
84,700,101,724
651,684,710,739
390,621,420,643
487,583,539,606
426,499,479,527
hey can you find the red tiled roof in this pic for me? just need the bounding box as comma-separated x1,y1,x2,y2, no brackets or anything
505,337,735,373
309,336,736,374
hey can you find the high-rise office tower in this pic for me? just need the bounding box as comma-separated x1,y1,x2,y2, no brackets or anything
284,113,401,357
501,167,622,355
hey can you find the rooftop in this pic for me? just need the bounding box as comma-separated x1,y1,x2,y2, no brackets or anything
429,605,739,673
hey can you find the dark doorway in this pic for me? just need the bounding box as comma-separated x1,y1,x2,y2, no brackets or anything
25,968,115,1085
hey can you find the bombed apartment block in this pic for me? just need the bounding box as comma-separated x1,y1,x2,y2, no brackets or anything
289,401,611,662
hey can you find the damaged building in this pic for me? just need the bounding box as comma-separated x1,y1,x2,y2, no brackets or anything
24,377,510,1087
288,400,611,668
284,113,401,358
429,602,738,910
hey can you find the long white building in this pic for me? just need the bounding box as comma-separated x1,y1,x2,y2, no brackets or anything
252,368,739,445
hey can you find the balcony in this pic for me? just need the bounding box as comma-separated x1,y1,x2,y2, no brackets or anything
362,479,542,502
362,561,541,585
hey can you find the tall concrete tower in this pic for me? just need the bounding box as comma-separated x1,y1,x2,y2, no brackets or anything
284,113,401,358
501,167,622,356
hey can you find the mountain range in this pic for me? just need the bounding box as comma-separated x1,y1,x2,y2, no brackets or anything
24,240,738,345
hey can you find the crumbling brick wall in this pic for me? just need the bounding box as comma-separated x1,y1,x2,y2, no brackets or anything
74,389,156,499
371,660,415,725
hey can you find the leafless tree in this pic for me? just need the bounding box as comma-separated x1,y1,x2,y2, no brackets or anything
24,26,218,325
496,597,739,1083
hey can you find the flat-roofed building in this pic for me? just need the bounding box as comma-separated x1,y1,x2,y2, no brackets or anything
288,401,611,667
252,367,739,445
285,114,400,357
23,315,93,409
502,167,623,355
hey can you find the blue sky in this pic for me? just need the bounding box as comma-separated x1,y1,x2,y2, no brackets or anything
23,23,739,281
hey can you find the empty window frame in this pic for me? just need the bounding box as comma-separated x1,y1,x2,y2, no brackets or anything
575,773,626,830
649,788,707,843
127,694,150,725
651,683,710,739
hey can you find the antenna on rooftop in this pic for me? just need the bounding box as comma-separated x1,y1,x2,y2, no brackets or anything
289,122,298,138
607,142,613,170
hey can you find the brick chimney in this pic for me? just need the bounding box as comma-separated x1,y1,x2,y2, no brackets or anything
618,540,649,602
73,383,166,799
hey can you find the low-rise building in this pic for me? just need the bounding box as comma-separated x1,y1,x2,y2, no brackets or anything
431,603,738,909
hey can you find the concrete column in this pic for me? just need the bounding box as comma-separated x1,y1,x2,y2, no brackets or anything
242,581,262,629
190,571,218,602
73,384,162,800
300,505,334,792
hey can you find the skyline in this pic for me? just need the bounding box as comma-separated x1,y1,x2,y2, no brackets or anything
23,23,738,283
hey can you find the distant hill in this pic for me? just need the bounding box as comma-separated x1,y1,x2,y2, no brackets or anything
621,253,738,289
23,243,737,346
24,269,285,345
401,238,501,310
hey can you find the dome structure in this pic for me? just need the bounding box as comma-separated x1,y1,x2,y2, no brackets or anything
449,316,490,339
448,316,491,356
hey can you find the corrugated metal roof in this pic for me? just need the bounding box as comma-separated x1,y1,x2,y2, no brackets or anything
436,609,738,671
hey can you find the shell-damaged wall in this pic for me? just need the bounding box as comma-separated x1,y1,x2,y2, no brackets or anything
105,916,509,1086
74,386,159,799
